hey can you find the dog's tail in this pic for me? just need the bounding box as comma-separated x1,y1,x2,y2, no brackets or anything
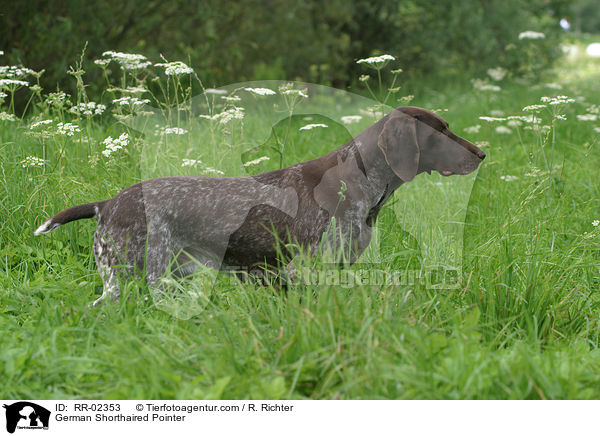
33,201,108,236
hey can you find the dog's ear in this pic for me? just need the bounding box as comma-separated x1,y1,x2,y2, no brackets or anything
378,114,420,182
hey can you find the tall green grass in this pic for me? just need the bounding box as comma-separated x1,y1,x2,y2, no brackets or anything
1,41,600,399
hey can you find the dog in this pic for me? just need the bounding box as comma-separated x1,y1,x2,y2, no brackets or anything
34,106,485,306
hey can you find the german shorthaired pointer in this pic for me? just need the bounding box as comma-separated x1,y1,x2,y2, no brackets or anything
34,106,485,306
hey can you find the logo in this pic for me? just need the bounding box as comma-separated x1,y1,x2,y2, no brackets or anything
3,402,50,434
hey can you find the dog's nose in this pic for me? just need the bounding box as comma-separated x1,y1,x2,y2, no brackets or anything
476,150,486,160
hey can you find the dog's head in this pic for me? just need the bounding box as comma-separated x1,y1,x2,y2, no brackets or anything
378,106,485,181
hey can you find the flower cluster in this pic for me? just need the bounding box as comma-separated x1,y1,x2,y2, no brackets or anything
540,95,575,105
577,114,598,121
101,51,152,70
45,91,70,108
245,87,276,96
522,104,547,112
0,112,17,121
243,156,270,167
30,119,53,129
20,156,46,168
518,31,545,40
112,96,151,106
0,66,34,78
487,67,507,81
341,115,362,125
181,159,224,175
472,79,501,92
182,159,202,167
464,125,481,134
164,127,188,135
356,54,395,70
56,122,80,136
299,123,328,131
69,102,106,116
155,61,194,76
200,167,225,176
280,89,308,98
102,133,130,157
0,79,29,87
200,107,245,124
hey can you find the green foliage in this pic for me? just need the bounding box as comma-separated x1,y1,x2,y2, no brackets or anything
1,0,567,106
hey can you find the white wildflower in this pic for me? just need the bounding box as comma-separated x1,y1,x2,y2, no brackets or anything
102,133,130,157
593,220,599,227
69,101,106,116
56,122,80,136
200,167,225,176
281,89,308,98
594,127,600,134
507,119,523,127
487,67,507,81
299,123,328,131
523,104,546,112
182,158,202,167
0,92,6,98
541,95,575,105
155,61,194,76
495,126,512,134
472,79,501,91
20,156,45,168
244,87,276,96
30,119,53,129
0,51,3,56
508,114,540,124
0,112,16,121
356,54,395,69
500,175,519,181
577,114,598,121
359,106,385,118
112,96,150,106
121,86,148,94
102,51,151,70
94,59,111,67
0,79,29,87
243,156,270,167
555,114,567,121
164,127,188,135
561,44,578,56
0,66,34,78
221,95,241,102
586,43,600,58
479,116,506,122
518,31,545,40
341,115,363,124
204,88,227,95
464,125,481,134
45,91,69,107
587,105,600,115
212,107,245,124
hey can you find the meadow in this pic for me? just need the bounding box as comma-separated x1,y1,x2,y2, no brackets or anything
2,40,600,399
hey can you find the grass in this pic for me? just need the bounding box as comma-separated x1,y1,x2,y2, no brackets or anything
2,39,600,399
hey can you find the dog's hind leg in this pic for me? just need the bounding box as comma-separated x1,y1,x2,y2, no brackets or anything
92,232,121,307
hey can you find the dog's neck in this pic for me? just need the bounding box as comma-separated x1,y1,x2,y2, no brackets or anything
339,121,404,207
